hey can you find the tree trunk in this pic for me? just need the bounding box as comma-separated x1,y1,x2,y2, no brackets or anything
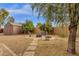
68,22,77,54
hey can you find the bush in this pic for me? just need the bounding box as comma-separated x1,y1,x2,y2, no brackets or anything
22,20,34,34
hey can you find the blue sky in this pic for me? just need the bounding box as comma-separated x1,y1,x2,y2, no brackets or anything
0,3,46,26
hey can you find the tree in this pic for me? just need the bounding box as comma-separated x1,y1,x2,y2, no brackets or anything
22,20,34,36
37,22,52,35
45,21,52,34
67,4,79,54
31,4,55,22
32,4,55,35
0,9,9,27
37,22,43,30
31,3,79,54
8,16,14,23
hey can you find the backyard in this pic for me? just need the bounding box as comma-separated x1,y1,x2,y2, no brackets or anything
0,34,79,56
0,3,79,56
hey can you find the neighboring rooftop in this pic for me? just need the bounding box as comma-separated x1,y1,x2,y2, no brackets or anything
9,22,22,26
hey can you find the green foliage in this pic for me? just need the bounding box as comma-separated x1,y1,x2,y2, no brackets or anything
31,3,79,54
45,21,52,34
22,20,34,34
8,16,14,23
37,22,43,30
31,4,70,27
31,3,79,34
0,9,9,25
36,22,53,34
31,4,55,22
41,21,52,35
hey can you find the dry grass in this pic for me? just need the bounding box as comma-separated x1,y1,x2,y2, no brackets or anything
0,34,33,55
0,34,79,56
35,36,79,56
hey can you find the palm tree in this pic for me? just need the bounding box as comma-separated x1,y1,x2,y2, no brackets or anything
31,3,79,54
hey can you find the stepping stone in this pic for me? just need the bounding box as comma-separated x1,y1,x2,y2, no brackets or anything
32,40,38,43
33,39,38,41
26,46,37,50
34,38,39,40
50,37,55,40
23,51,35,56
41,36,46,40
30,43,38,46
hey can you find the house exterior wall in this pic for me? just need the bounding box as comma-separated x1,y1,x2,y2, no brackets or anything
4,23,13,35
12,25,22,34
4,23,22,35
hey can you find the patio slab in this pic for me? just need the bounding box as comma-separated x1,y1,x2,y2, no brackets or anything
32,40,38,43
30,43,38,46
23,51,35,56
26,45,37,51
50,37,55,40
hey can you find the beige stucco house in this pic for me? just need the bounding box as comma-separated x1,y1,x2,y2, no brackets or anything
4,22,22,35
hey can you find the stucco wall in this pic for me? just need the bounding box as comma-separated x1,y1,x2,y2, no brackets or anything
13,25,22,34
4,23,22,35
4,23,13,35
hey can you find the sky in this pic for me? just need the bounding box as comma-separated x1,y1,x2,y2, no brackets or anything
0,3,46,26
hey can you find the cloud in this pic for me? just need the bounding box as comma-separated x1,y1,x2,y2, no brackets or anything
2,4,39,19
7,9,31,15
6,4,32,15
22,4,32,10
